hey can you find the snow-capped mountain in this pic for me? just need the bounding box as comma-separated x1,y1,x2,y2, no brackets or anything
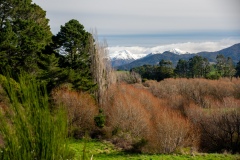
110,50,146,60
168,48,188,55
109,50,147,67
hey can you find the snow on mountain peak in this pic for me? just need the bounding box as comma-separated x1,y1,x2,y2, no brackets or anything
169,48,188,55
109,50,146,60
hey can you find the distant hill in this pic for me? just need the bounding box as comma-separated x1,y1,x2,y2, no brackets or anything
116,43,240,70
197,43,240,63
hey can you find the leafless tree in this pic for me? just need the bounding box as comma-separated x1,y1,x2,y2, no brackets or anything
89,29,116,105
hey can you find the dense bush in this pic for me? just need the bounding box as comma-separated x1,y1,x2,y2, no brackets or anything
116,71,142,84
143,78,240,153
199,108,240,153
101,83,196,153
51,85,98,138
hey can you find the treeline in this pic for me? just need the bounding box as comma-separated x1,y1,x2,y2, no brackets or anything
131,55,240,81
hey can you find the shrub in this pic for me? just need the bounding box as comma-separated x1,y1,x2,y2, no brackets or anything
116,71,142,84
142,78,240,153
195,106,240,153
51,86,98,138
94,109,106,128
101,83,197,153
145,78,239,109
0,73,72,159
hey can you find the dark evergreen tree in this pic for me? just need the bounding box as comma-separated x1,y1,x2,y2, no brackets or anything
131,60,174,81
37,53,67,92
53,19,96,91
157,60,174,81
174,59,188,78
235,60,240,77
188,55,210,78
0,0,52,75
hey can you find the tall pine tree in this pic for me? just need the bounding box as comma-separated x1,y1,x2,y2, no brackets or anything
53,19,96,91
0,0,52,75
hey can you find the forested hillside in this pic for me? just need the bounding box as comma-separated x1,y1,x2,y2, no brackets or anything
130,54,240,81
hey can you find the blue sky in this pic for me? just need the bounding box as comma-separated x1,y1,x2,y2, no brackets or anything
33,0,240,36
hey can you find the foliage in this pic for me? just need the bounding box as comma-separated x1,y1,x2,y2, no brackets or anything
94,109,106,128
235,60,240,77
132,56,211,81
51,86,98,138
198,108,240,153
116,71,141,84
188,55,210,78
216,54,236,78
131,60,174,82
0,73,72,159
144,78,240,153
37,53,67,92
175,59,188,78
0,74,20,90
131,54,240,81
0,0,52,74
1,1,98,92
102,83,196,153
53,19,96,91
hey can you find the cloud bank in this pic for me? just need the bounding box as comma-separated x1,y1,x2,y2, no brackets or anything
108,39,240,56
33,0,240,35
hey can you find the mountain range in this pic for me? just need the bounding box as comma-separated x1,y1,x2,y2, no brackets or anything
111,43,240,70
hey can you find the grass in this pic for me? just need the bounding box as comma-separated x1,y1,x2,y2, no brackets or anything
0,73,72,159
69,139,240,160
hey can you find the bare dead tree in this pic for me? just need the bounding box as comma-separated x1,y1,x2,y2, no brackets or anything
89,29,116,105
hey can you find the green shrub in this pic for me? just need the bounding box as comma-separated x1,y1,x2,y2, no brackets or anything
94,109,106,128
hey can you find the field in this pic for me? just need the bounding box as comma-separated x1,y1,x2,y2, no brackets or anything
69,139,240,160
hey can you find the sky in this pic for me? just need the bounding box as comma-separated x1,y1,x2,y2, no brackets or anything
32,0,240,35
32,0,240,53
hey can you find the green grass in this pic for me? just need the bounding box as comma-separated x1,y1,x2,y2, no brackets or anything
0,73,72,159
69,139,240,160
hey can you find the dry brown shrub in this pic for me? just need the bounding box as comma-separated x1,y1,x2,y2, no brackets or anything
145,78,240,109
185,100,240,153
199,108,240,153
102,84,152,138
144,102,199,154
142,78,240,153
232,77,240,99
102,83,197,153
51,86,98,138
116,71,142,84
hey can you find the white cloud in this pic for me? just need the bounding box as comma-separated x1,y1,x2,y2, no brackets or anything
108,39,240,55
